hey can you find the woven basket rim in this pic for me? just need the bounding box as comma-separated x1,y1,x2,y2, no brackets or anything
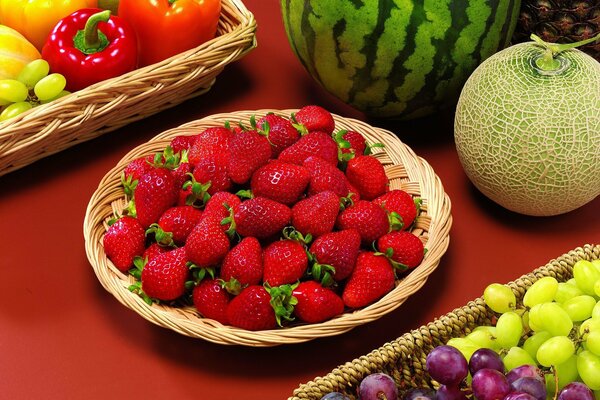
83,109,453,346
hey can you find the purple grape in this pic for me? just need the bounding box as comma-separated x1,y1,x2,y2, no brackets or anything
435,385,467,400
320,392,351,400
505,365,544,386
557,382,594,400
402,387,437,399
468,348,504,375
503,392,537,400
358,373,398,400
471,368,510,400
425,346,468,386
509,377,546,400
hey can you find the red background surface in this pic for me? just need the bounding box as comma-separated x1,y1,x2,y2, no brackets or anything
0,2,598,399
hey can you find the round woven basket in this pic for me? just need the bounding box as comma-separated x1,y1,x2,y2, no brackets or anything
83,109,452,346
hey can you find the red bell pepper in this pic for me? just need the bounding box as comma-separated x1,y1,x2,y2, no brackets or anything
118,0,221,67
42,8,137,91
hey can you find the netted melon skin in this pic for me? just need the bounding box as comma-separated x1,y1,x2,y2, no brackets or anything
454,43,600,216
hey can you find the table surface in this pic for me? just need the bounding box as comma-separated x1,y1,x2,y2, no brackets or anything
1,2,599,399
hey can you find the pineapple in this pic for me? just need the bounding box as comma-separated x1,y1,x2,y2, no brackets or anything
512,0,600,60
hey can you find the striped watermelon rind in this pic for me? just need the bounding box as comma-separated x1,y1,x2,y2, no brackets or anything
281,0,521,119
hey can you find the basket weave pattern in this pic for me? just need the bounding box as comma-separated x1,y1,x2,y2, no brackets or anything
0,0,256,177
290,244,600,399
83,109,452,346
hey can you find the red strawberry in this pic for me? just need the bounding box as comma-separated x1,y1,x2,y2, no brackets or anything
291,191,340,238
203,191,242,231
336,200,389,245
376,231,424,269
263,239,308,286
226,285,277,330
233,197,291,239
278,131,339,166
294,105,335,134
103,216,146,272
169,135,197,154
373,190,418,230
193,152,232,195
345,181,361,202
342,252,395,308
156,205,203,245
345,155,388,200
303,156,349,197
257,113,300,157
171,161,193,191
123,155,155,182
142,242,170,263
340,130,367,155
221,237,263,286
250,161,310,205
187,126,233,164
141,247,190,301
228,130,272,184
292,281,344,323
134,168,178,228
185,216,230,267
309,229,361,281
192,278,230,325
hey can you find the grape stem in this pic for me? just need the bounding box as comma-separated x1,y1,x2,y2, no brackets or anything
531,32,600,71
551,366,558,400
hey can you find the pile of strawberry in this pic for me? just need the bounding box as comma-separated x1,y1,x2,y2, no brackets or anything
102,105,425,331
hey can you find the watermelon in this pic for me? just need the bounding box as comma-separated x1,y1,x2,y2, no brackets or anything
281,0,521,120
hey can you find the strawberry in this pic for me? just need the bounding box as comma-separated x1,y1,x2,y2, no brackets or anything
250,161,310,205
103,216,146,272
171,161,193,191
376,231,424,269
291,191,340,238
203,191,242,232
192,278,230,325
340,130,367,155
263,239,308,286
169,135,197,154
185,215,230,267
232,197,291,239
123,155,155,182
303,156,349,197
342,252,395,308
278,131,339,166
141,247,190,301
294,105,335,134
257,113,300,157
156,205,203,245
226,285,277,330
336,200,389,245
142,242,170,263
345,181,361,202
292,281,344,323
373,190,418,230
193,152,232,195
221,237,263,286
345,155,388,200
187,126,233,165
309,229,361,281
134,168,178,228
228,130,272,184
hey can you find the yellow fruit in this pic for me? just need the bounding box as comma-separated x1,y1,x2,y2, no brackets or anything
0,24,41,80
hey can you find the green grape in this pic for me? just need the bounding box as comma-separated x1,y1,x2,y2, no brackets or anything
594,280,600,297
523,331,553,361
580,318,600,338
502,346,537,371
528,303,545,332
17,59,49,88
562,295,596,321
483,283,516,313
593,302,600,319
495,311,523,349
536,335,575,367
523,276,558,307
555,281,584,304
539,302,573,336
585,331,600,356
595,390,600,400
33,73,66,101
0,79,28,103
545,354,579,395
577,350,600,390
446,337,479,361
0,101,32,121
593,259,600,272
573,260,600,295
467,326,499,350
40,90,70,104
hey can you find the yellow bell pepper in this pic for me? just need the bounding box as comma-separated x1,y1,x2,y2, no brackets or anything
0,0,98,51
0,24,40,80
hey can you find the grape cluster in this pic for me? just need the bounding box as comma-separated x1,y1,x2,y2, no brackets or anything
0,59,69,121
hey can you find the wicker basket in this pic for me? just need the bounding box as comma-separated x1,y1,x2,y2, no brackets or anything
0,0,256,178
83,109,452,347
289,244,600,399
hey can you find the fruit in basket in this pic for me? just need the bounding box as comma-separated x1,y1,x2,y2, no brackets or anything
454,33,600,216
0,25,40,80
280,0,521,119
358,373,398,400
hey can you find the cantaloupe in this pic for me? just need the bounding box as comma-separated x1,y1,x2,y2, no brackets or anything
454,35,600,216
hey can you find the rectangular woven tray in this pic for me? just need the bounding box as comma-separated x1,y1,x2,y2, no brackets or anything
0,0,256,178
289,243,600,399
